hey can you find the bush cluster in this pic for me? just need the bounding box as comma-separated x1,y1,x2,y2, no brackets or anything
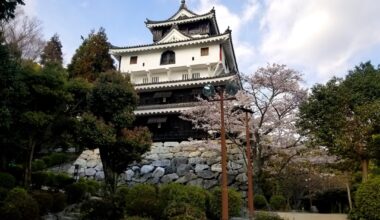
0,188,39,220
32,171,74,189
82,183,243,220
269,195,286,211
349,177,380,220
66,178,101,204
254,194,268,210
0,172,16,189
254,211,284,220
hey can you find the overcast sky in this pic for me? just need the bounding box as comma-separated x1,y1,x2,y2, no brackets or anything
23,0,380,86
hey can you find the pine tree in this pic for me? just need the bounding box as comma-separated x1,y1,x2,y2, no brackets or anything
40,34,63,66
68,28,114,82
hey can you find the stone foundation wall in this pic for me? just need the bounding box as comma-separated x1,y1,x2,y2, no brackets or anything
68,140,248,197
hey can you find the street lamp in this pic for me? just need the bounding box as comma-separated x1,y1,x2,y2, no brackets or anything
203,82,239,220
233,105,255,219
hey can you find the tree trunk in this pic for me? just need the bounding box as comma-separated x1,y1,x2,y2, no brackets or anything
361,159,369,182
346,182,352,211
99,147,117,194
24,138,36,188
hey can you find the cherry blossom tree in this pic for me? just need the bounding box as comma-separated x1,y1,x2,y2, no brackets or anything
181,64,308,191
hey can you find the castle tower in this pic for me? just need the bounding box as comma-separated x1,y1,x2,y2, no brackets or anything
110,1,239,141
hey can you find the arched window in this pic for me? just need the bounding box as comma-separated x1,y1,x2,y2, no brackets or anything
160,50,175,65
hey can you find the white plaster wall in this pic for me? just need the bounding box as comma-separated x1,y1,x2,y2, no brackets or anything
120,43,220,76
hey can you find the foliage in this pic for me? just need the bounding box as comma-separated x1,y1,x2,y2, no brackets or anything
298,62,380,181
0,172,16,189
42,152,70,167
40,33,63,66
32,171,74,189
351,176,380,219
66,178,101,204
77,71,151,193
163,202,207,220
254,194,268,210
125,184,160,218
0,187,39,220
181,64,307,192
207,187,243,220
81,198,124,220
254,212,284,220
31,159,46,171
269,195,286,211
159,183,207,212
0,0,24,22
68,28,114,82
50,192,67,213
31,190,53,215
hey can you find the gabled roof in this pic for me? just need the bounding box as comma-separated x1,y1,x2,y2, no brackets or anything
145,10,215,27
157,27,192,44
146,0,199,25
110,32,230,54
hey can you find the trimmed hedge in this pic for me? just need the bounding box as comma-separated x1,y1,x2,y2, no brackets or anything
125,184,160,218
254,211,284,220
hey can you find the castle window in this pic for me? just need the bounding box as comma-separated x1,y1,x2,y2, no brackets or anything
152,76,160,83
201,47,209,56
142,77,149,84
160,50,175,65
130,56,138,64
182,74,189,80
192,73,200,79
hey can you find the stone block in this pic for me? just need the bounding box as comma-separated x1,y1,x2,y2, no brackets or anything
86,159,98,168
74,159,86,168
152,159,171,167
94,164,103,171
203,179,218,189
189,157,205,164
85,168,96,176
228,161,243,170
235,173,248,183
211,164,222,172
161,173,179,183
158,153,173,159
187,178,203,186
164,142,179,147
189,151,201,157
176,164,192,176
126,170,134,181
152,167,165,178
152,142,163,147
95,171,104,180
201,151,219,158
141,165,154,174
197,170,215,179
195,164,209,172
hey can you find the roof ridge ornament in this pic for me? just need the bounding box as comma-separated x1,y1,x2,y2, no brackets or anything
180,0,187,9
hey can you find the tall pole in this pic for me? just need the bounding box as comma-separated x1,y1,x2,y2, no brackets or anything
245,111,255,219
220,90,229,220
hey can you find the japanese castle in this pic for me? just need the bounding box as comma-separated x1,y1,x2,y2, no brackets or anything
110,0,239,141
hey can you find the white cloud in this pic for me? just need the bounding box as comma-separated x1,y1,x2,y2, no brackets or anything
22,0,39,16
258,0,380,83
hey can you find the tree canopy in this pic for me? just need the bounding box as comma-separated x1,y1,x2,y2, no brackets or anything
298,62,380,181
40,34,63,66
68,28,114,82
0,0,24,22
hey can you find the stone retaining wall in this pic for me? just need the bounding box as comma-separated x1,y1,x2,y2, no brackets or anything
68,140,248,197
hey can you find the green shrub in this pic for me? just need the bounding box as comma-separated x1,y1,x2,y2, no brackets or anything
255,194,268,210
254,211,284,220
207,187,243,220
50,192,67,213
163,201,207,220
31,191,53,215
123,216,152,220
0,172,16,189
0,187,9,202
351,177,380,220
31,159,46,171
269,195,286,211
81,198,124,220
66,178,101,204
159,183,208,211
125,184,160,218
42,152,69,167
0,187,39,220
32,171,74,189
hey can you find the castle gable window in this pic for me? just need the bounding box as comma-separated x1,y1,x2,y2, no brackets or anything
130,56,138,64
160,50,175,65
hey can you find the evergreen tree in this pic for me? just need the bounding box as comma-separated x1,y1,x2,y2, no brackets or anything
68,28,114,82
0,0,24,22
40,33,63,66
